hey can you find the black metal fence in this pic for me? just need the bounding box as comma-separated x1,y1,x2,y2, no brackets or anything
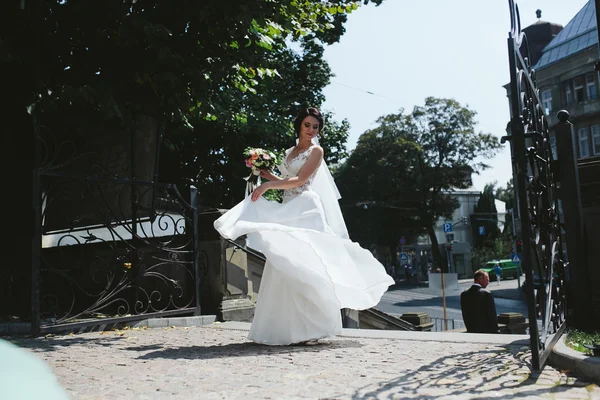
506,0,568,370
31,172,201,334
431,317,465,332
4,113,206,336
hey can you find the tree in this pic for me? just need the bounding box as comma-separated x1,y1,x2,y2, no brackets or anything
471,183,500,250
495,179,515,237
336,97,502,271
3,1,382,207
159,37,352,207
470,181,517,270
3,1,379,130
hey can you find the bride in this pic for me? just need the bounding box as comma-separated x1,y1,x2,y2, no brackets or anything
214,107,394,345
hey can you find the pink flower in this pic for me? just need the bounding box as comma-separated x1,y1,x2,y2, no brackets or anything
245,159,253,168
263,154,271,160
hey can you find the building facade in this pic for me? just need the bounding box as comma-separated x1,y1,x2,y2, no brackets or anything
525,1,600,160
416,190,506,279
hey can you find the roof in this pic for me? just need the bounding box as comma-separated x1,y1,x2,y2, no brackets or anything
534,0,597,70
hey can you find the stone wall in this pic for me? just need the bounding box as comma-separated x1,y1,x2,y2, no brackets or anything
579,156,600,327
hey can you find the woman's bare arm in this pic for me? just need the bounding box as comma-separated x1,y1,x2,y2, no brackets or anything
250,147,323,201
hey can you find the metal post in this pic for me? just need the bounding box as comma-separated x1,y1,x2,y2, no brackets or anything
31,169,41,336
190,185,201,316
510,209,521,288
441,272,447,331
555,110,589,329
507,34,541,370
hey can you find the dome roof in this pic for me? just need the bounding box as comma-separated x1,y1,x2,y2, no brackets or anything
521,10,564,67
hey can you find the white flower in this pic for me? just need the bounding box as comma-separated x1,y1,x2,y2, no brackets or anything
251,166,260,176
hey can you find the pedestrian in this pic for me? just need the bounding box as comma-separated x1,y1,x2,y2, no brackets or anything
460,270,499,334
493,262,502,285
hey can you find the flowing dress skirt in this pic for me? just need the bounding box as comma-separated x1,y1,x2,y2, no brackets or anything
214,191,394,345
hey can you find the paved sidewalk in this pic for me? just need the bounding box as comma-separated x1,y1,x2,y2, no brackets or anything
9,323,600,399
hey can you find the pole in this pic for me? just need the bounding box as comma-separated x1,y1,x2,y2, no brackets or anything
441,272,447,331
511,209,521,289
190,186,201,316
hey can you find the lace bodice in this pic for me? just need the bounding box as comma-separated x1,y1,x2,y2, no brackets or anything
279,145,318,203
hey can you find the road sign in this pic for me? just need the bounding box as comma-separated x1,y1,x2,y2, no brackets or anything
399,252,409,264
443,223,452,233
512,253,522,263
399,236,406,246
478,226,485,236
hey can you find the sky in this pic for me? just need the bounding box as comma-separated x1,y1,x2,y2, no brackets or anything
322,0,590,191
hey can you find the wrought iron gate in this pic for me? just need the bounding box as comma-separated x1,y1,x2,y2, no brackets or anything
30,123,202,335
505,0,568,370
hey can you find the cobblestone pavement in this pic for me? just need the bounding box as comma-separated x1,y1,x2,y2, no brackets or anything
11,324,600,400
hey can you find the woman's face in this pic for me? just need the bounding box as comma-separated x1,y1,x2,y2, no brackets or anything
298,116,320,142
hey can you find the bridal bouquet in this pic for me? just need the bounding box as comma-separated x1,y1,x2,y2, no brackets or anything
243,147,281,194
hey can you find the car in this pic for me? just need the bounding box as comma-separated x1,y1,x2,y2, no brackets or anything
481,259,521,280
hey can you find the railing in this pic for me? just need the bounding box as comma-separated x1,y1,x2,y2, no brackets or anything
431,317,465,332
24,120,202,335
506,0,568,370
32,174,202,334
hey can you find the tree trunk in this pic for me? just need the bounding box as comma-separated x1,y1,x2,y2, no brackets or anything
426,224,447,272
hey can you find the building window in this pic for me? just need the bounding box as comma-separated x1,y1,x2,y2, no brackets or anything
588,74,597,100
592,125,600,156
541,89,552,114
565,84,573,105
578,127,590,158
574,76,585,102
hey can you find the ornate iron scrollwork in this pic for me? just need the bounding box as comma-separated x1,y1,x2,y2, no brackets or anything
30,121,201,331
39,176,200,326
506,0,567,370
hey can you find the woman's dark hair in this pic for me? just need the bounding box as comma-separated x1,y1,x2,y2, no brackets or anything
293,107,324,137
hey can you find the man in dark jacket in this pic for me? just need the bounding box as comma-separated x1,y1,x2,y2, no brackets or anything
460,270,499,333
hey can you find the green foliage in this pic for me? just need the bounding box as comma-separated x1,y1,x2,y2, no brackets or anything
495,179,515,238
495,179,515,210
336,97,502,270
472,183,500,249
160,36,353,207
566,329,600,356
471,237,513,271
4,1,368,128
3,1,370,207
470,182,513,270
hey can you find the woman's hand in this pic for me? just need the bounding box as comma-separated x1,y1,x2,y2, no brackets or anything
251,182,270,202
259,169,272,180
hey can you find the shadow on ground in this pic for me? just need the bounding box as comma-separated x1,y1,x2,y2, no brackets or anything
135,339,364,361
9,334,128,352
351,347,590,399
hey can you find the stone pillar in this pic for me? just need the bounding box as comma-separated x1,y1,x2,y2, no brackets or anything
497,312,528,334
555,111,592,329
400,312,434,331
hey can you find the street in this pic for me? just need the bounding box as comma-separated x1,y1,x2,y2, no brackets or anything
376,276,529,331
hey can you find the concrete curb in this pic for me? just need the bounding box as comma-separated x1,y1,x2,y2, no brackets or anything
1,316,218,337
210,321,530,346
130,315,217,329
0,323,31,336
550,334,600,384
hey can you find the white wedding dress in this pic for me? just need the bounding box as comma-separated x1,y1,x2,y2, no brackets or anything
214,145,394,345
